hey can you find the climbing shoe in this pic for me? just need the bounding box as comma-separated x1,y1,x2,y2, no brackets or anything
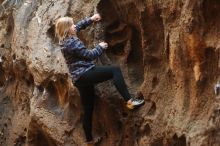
127,98,145,110
86,141,94,146
86,136,102,146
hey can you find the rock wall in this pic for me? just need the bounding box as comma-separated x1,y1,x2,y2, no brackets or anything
0,0,220,146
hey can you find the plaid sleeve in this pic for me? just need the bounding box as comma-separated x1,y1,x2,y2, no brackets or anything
76,17,93,32
71,38,104,60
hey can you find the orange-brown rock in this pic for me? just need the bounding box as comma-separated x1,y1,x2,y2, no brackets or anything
1,0,220,146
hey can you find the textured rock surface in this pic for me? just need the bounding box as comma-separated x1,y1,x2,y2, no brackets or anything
1,0,220,146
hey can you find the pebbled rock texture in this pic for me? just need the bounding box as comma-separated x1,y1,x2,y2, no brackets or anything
0,0,220,146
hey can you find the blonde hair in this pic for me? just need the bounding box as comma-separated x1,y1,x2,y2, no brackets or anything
55,17,73,43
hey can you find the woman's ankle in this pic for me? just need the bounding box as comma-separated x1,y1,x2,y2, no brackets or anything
127,98,132,103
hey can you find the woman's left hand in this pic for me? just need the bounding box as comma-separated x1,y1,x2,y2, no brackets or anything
91,14,101,22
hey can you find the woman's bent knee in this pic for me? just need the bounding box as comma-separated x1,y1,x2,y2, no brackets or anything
111,65,121,72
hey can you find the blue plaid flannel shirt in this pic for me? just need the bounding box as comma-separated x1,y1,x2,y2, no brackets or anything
60,17,104,83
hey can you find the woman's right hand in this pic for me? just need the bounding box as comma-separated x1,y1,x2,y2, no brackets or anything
99,42,108,49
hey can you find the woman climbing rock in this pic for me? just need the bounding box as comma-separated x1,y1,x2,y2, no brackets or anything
55,14,145,146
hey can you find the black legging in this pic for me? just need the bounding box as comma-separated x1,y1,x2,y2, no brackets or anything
74,66,132,142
